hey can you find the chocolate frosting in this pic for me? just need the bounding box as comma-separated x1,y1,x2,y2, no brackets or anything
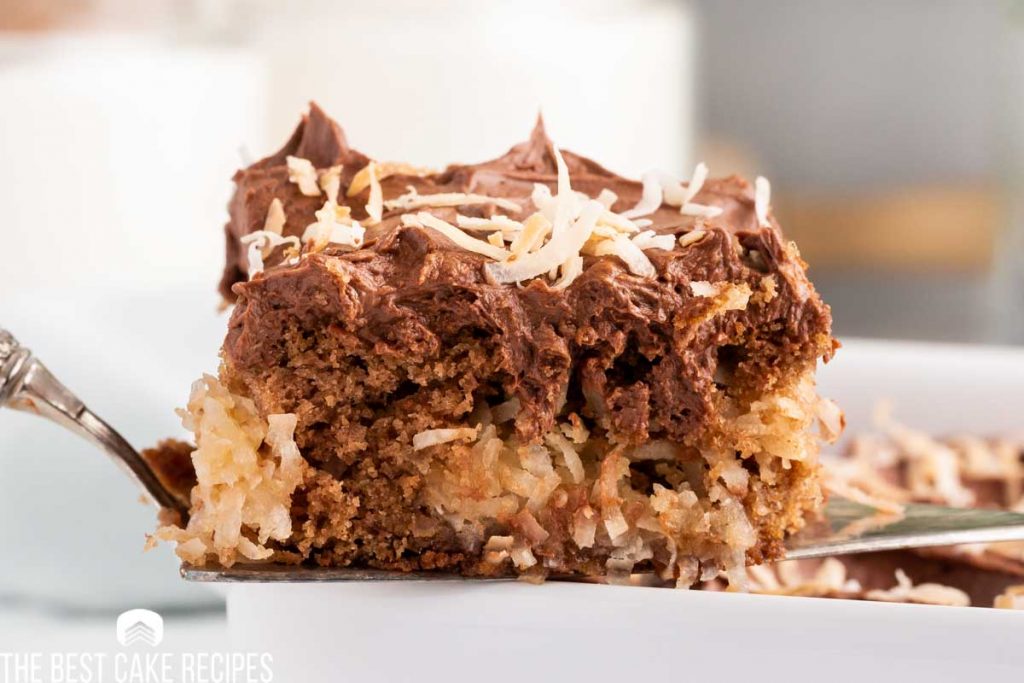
221,103,806,299
220,105,835,445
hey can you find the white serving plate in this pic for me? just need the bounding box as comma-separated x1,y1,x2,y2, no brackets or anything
223,339,1024,682
227,581,1023,682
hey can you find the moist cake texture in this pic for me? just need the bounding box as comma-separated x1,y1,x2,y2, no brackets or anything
153,104,838,586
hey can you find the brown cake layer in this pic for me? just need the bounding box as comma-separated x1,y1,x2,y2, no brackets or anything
223,104,833,447
154,105,837,586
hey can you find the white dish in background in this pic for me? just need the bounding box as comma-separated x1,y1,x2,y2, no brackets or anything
229,580,1022,683
224,339,1024,682
815,337,1024,443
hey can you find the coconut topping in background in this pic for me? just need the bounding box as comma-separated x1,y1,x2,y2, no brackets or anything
995,585,1024,609
864,569,971,607
777,413,1024,609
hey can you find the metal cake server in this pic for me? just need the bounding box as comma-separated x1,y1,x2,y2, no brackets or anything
4,326,1024,583
0,328,188,521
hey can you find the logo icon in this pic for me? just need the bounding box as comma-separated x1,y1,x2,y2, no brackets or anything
116,609,164,647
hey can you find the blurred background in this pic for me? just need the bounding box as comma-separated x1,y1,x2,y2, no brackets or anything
0,0,1021,639
3,0,1022,342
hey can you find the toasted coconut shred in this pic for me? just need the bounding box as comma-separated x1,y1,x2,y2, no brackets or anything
456,214,524,237
745,558,862,597
678,230,706,248
402,213,510,261
681,203,724,218
621,170,664,219
665,162,723,218
994,585,1024,610
550,255,584,290
755,176,771,228
286,155,321,196
621,163,723,219
413,427,480,451
318,165,343,203
385,188,522,213
263,198,287,235
347,161,434,197
631,229,676,252
550,146,575,238
602,234,656,277
866,570,971,607
485,199,603,284
477,144,658,288
240,230,301,277
364,161,383,225
303,200,365,253
509,213,552,258
690,281,752,311
596,188,618,208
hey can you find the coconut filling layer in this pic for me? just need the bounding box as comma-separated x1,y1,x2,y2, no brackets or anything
418,370,829,587
156,369,835,588
152,375,309,566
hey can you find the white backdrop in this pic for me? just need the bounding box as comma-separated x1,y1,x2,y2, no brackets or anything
0,34,267,293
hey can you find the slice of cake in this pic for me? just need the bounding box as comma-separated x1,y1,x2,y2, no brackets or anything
151,104,838,587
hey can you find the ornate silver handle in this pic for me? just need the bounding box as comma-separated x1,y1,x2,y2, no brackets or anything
0,328,187,521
